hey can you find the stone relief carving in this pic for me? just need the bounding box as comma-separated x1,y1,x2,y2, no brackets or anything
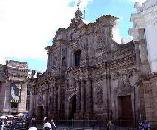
29,10,142,120
38,93,43,106
95,86,103,107
116,73,133,96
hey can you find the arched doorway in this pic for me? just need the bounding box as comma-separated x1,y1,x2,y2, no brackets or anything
68,95,76,119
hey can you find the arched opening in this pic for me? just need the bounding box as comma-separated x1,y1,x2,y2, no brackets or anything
74,50,81,66
69,95,76,119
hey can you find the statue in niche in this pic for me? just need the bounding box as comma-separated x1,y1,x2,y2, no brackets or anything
10,83,20,103
53,56,57,67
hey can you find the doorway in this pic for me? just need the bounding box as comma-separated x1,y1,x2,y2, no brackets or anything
37,106,44,121
69,95,76,119
118,95,133,126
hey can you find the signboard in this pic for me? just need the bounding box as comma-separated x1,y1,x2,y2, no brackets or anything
10,83,21,103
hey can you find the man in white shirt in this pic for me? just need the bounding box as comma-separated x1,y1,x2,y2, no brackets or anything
43,121,52,130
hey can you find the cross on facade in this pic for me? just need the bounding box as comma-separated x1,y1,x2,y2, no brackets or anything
77,0,81,9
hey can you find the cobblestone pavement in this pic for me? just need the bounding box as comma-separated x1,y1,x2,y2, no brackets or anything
36,126,137,130
10,126,138,130
36,127,101,130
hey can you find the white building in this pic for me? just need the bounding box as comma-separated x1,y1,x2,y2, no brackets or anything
129,0,157,73
0,60,28,115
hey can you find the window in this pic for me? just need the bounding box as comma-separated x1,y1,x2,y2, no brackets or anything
74,50,81,66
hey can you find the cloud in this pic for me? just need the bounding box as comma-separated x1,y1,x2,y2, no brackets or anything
112,25,121,44
0,0,93,68
118,0,146,4
112,18,123,44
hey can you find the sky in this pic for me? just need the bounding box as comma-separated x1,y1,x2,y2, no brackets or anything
0,0,146,72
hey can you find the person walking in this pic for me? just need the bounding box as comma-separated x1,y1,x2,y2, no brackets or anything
50,119,56,130
143,120,150,130
107,120,114,130
43,117,47,123
28,126,37,130
138,121,144,130
30,117,36,127
0,121,5,130
28,116,37,130
43,118,52,130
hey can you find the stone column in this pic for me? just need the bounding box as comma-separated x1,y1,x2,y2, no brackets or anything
76,81,81,113
86,79,93,114
81,80,85,113
139,40,151,74
3,81,10,113
67,49,71,67
51,85,54,113
29,90,33,114
47,52,51,71
53,85,57,116
71,51,74,66
58,85,61,114
18,82,27,113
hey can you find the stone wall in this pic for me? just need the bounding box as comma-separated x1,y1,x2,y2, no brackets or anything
139,74,157,123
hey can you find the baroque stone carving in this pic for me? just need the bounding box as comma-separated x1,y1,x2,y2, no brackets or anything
28,8,143,121
95,86,103,107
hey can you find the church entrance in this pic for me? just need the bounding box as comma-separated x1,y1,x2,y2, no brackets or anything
68,95,76,119
118,95,133,127
37,106,44,121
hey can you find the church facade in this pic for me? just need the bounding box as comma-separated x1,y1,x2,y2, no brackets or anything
28,8,151,126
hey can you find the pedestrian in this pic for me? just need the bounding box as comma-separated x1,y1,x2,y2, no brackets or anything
143,120,150,130
25,116,29,129
28,126,37,130
107,120,113,130
1,121,5,130
138,121,144,130
50,119,56,130
30,117,36,127
0,120,2,129
28,117,37,130
43,118,52,130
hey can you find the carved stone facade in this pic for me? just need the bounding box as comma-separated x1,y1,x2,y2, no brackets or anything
0,60,28,114
28,8,149,125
